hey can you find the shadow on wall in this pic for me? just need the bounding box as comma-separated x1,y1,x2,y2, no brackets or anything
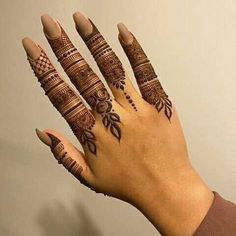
37,202,102,236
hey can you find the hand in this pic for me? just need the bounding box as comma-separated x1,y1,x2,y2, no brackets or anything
22,12,214,236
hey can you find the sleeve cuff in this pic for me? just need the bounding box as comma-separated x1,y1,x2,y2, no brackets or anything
193,191,236,236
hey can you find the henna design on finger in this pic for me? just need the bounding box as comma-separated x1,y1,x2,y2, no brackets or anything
45,132,93,189
46,25,122,140
89,88,121,139
28,48,97,154
121,36,172,120
77,20,137,111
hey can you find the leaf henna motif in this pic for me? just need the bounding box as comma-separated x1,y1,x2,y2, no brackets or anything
120,35,172,120
142,80,172,121
110,122,121,140
90,88,121,140
69,110,96,154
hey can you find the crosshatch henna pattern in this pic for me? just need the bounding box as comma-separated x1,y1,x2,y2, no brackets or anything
77,20,138,111
46,24,122,140
46,132,93,189
27,48,97,154
121,35,172,120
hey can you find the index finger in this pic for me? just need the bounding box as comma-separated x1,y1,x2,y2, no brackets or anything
22,38,97,155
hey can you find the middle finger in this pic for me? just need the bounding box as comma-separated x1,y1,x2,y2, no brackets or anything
41,15,122,141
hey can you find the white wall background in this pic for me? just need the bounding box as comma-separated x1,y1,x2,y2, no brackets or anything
1,0,236,235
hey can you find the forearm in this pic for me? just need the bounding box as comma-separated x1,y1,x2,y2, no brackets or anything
132,166,214,236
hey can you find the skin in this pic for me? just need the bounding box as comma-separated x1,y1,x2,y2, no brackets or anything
22,12,214,236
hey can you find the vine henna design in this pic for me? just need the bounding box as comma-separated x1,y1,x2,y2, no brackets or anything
46,132,93,189
27,48,97,154
88,88,121,140
77,20,137,111
121,35,172,120
46,24,121,140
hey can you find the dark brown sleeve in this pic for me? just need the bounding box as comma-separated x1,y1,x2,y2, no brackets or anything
193,191,236,236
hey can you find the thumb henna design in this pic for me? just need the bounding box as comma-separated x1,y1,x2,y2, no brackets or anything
46,132,93,189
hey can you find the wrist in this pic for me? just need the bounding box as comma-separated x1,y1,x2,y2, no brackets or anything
131,166,214,236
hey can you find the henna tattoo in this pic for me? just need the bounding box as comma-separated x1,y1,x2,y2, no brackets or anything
46,24,121,140
28,48,96,154
47,133,83,178
121,35,172,120
89,88,121,140
46,132,93,189
77,20,137,111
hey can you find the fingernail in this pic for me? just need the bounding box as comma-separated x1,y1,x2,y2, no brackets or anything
45,132,61,149
22,37,41,59
41,14,61,38
117,23,133,45
35,128,52,146
73,11,93,38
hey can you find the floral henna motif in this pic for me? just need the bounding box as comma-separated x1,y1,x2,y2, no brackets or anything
88,88,121,140
77,20,137,111
46,132,94,190
28,48,97,154
141,80,172,120
121,35,172,120
46,24,121,140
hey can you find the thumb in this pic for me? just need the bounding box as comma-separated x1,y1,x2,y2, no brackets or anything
35,128,94,190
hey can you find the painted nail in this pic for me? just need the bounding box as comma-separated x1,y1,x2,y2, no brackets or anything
41,14,61,38
45,132,62,150
117,23,133,45
73,11,93,38
35,128,52,146
22,37,41,59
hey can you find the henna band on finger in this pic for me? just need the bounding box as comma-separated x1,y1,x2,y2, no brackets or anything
121,36,172,120
28,48,97,154
77,20,137,111
45,132,92,189
45,24,122,140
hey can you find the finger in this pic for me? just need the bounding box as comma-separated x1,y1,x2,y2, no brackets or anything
73,12,138,112
22,38,97,155
118,23,173,120
35,128,95,190
40,15,122,141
